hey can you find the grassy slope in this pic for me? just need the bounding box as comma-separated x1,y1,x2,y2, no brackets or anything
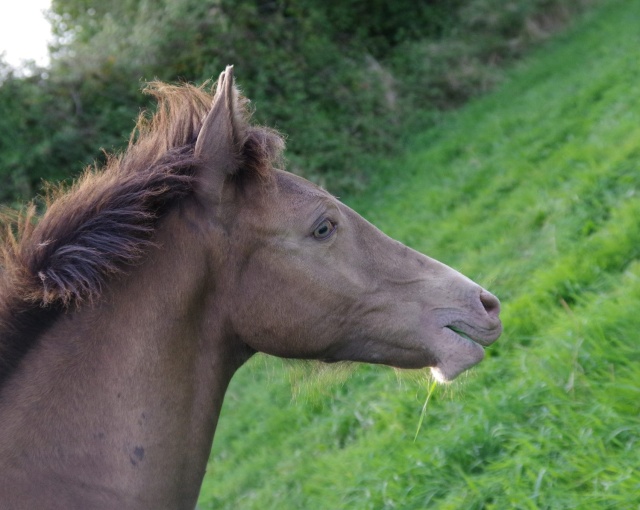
199,1,640,508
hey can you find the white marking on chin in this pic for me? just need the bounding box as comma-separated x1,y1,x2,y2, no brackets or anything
430,366,448,384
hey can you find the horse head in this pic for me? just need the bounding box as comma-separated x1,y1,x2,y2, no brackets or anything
193,66,502,381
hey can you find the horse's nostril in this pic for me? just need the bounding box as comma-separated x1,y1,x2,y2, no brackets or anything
479,290,501,318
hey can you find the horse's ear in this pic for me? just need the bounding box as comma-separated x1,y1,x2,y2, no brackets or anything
194,66,246,193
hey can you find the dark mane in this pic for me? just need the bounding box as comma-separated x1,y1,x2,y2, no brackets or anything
0,80,284,383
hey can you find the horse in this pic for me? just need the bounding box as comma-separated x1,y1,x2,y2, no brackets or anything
0,67,501,509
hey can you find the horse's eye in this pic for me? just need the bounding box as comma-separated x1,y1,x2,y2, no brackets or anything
312,219,336,240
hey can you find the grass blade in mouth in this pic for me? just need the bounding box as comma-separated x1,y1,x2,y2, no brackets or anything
414,378,438,441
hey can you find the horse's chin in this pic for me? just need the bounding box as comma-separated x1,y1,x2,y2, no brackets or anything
318,319,500,380
427,326,490,382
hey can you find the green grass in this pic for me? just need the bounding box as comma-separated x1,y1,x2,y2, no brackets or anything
198,1,640,508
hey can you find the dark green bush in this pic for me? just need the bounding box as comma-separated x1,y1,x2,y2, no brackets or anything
0,0,596,204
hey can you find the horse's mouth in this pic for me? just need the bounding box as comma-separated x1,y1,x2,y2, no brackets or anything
446,326,476,343
429,321,502,382
445,322,501,347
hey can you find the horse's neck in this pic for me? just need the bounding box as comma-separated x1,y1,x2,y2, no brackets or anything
0,211,246,509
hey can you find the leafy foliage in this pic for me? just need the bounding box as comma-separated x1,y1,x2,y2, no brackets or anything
1,0,594,203
0,64,94,204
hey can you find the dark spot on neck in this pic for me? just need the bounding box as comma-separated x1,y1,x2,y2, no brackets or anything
129,445,145,466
